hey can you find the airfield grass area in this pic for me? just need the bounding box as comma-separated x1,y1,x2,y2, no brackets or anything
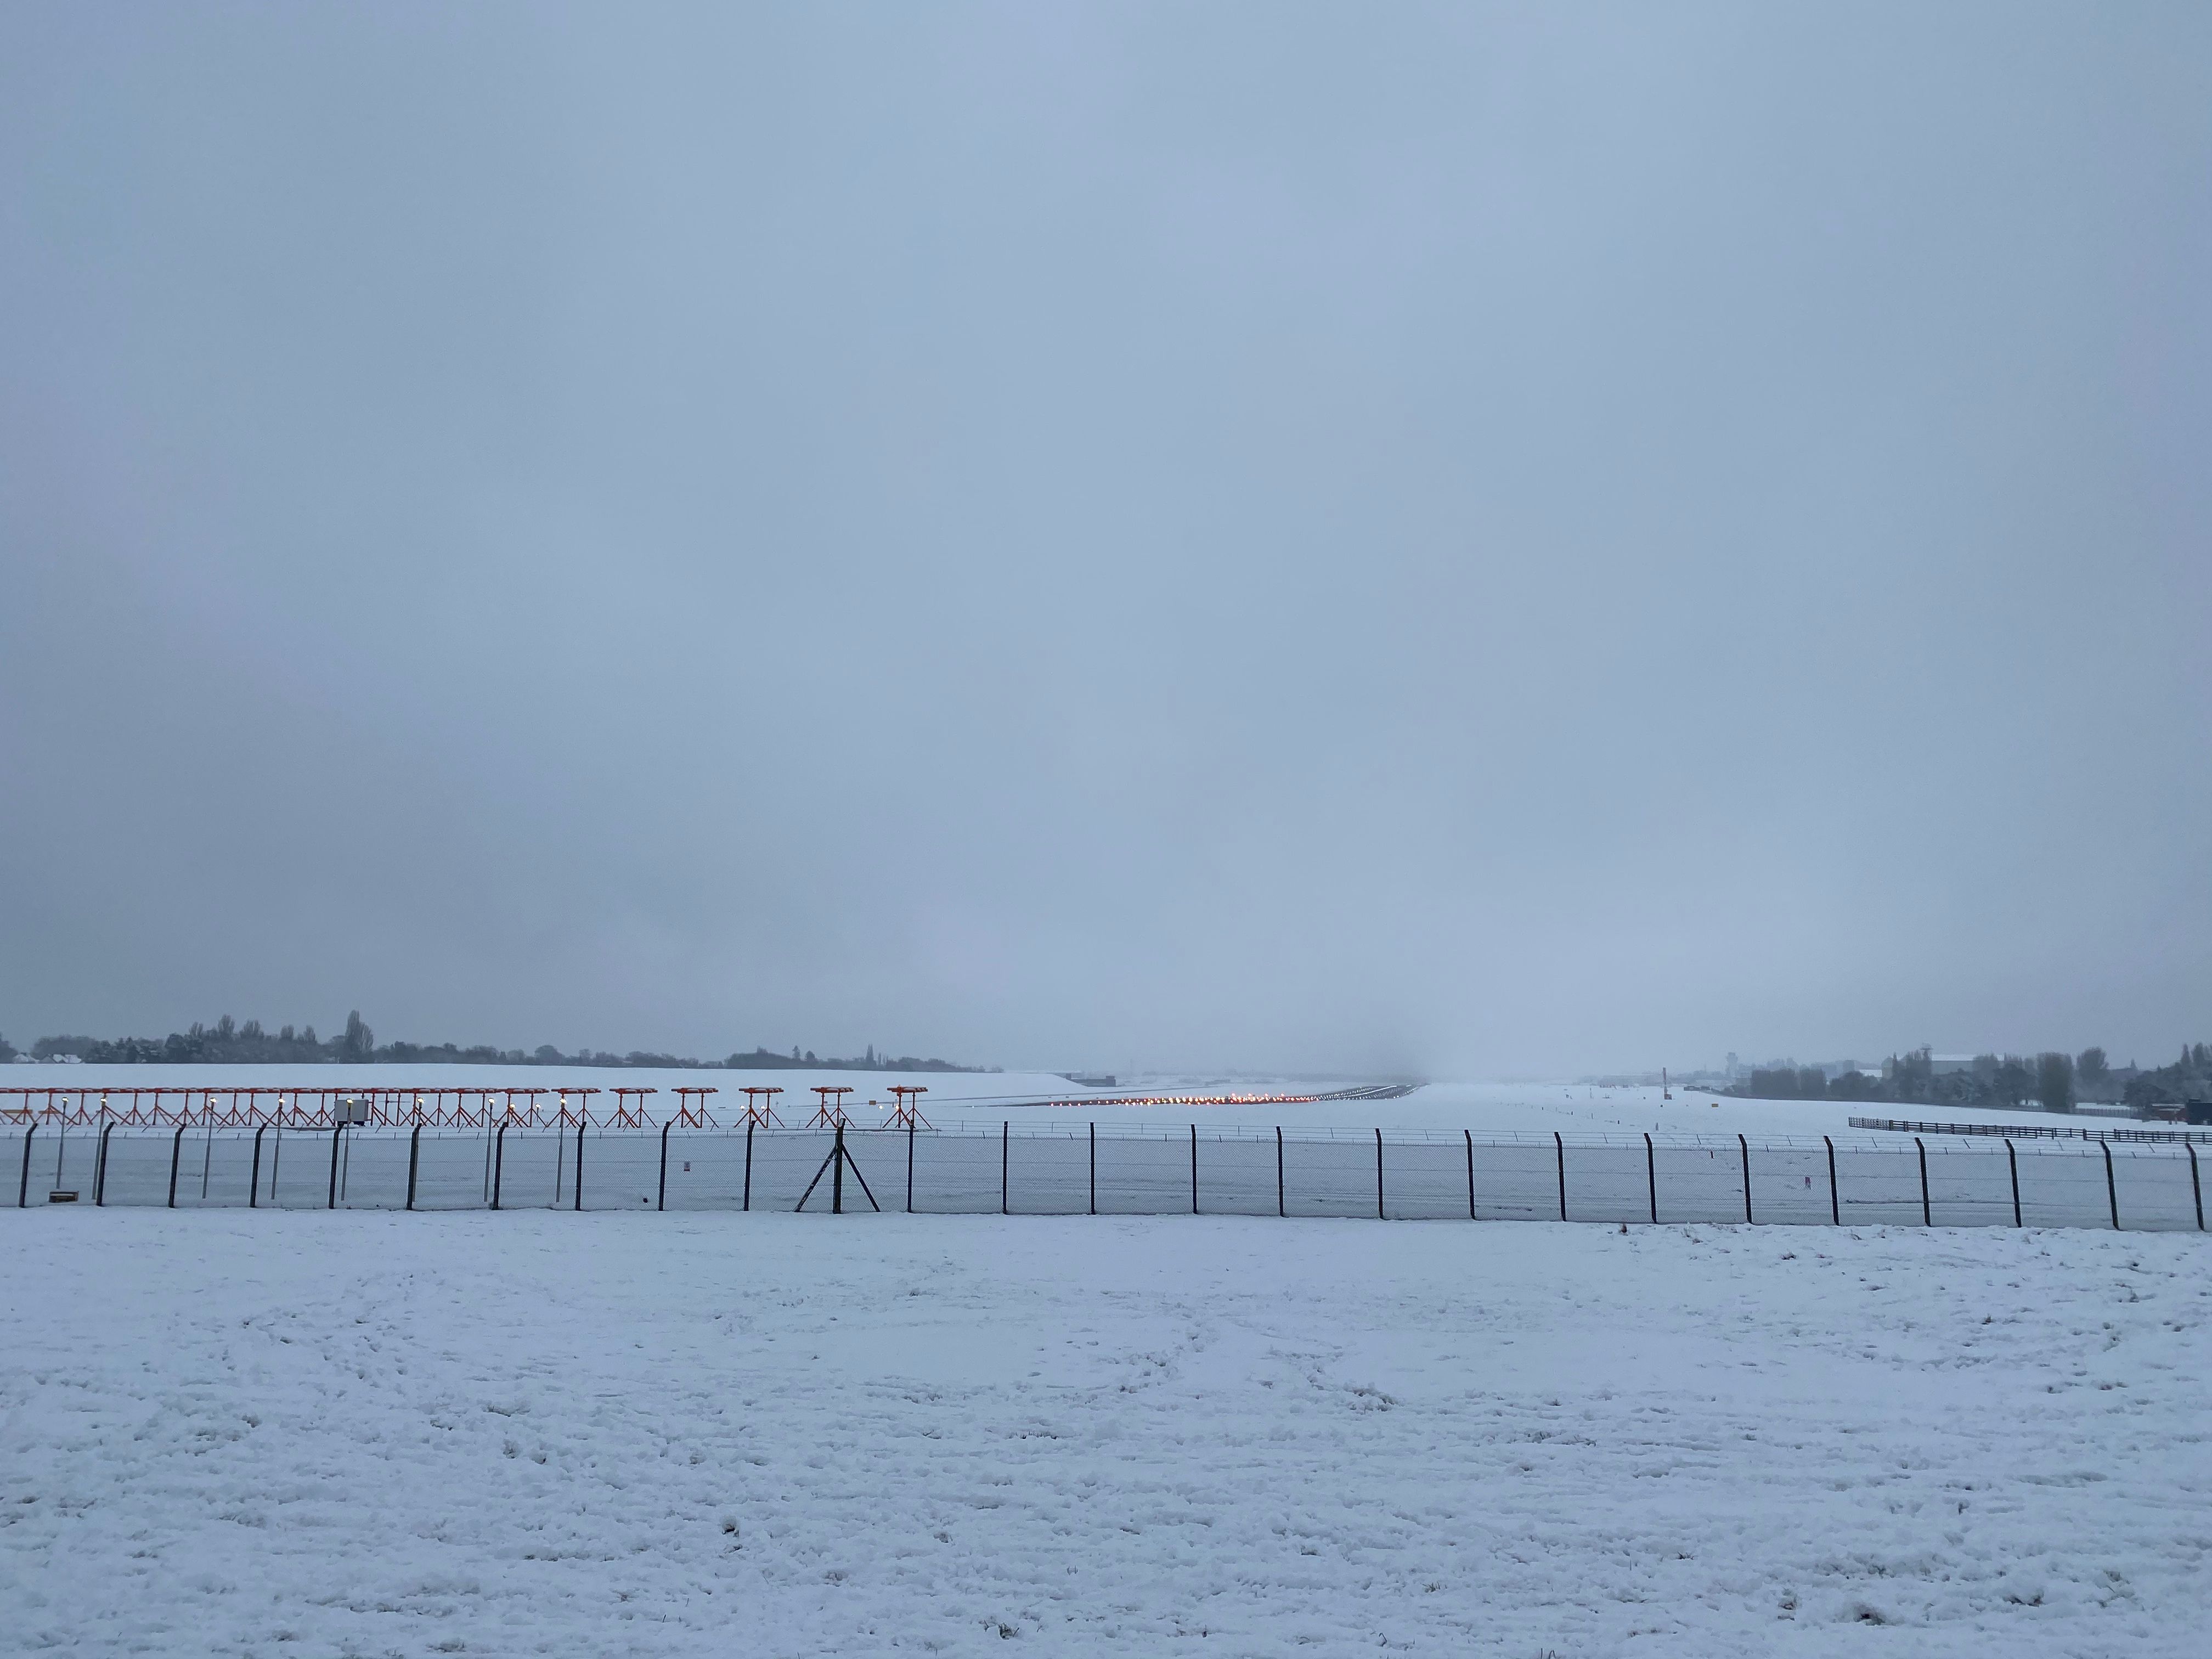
2,1209,2207,1657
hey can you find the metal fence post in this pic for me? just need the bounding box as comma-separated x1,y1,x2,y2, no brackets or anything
1002,1121,1011,1216
1190,1124,1199,1215
1915,1137,1930,1227
2102,1140,2119,1231
1645,1132,1657,1224
18,1126,32,1208
1738,1134,1752,1225
94,1122,113,1206
657,1120,670,1212
169,1125,184,1209
2189,1141,2203,1232
743,1120,753,1212
1278,1126,1286,1219
1374,1128,1384,1220
1465,1128,1475,1220
1824,1135,1838,1226
573,1123,585,1213
250,1126,266,1208
492,1124,507,1210
909,1118,917,1214
1091,1122,1098,1217
2005,1139,2021,1227
329,1127,343,1209
832,1122,846,1215
1554,1131,1566,1222
407,1124,422,1211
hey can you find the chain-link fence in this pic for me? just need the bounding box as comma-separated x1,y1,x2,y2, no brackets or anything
14,1121,2208,1231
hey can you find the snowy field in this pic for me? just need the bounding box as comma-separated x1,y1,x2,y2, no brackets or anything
3,1210,2207,1656
0,1062,2109,1140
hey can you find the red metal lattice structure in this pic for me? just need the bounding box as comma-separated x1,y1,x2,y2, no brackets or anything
738,1087,784,1127
610,1087,660,1128
808,1085,854,1128
1,1082,1344,1129
1,1084,625,1129
669,1087,716,1128
885,1085,931,1130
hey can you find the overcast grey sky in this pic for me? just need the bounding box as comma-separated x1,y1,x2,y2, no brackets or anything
2,4,2206,1077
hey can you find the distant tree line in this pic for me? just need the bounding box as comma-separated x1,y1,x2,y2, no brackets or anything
1,1015,985,1074
1726,1044,2211,1118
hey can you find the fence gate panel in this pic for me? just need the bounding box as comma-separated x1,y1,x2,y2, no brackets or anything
414,1132,496,1210
909,1131,1000,1213
1006,1132,1090,1215
493,1131,571,1210
661,1131,750,1211
1192,1135,1274,1216
1558,1144,1647,1225
259,1130,338,1209
1383,1140,1471,1220
1747,1146,1831,1225
2107,1146,2199,1231
1280,1137,1375,1218
577,1130,661,1211
95,1133,175,1207
1094,1134,1193,1215
168,1130,258,1208
741,1130,839,1210
1831,1146,1922,1226
1470,1142,1558,1221
1654,1144,1749,1224
832,1127,905,1215
1922,1143,2014,1227
332,1132,410,1210
2013,1147,2109,1228
19,1129,102,1205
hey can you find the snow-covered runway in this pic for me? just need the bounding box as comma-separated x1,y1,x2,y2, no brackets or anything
2,1211,2205,1656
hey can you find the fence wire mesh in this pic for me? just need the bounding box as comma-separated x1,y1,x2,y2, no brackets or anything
14,1122,2208,1232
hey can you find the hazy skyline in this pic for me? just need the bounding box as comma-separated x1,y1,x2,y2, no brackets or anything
3,5,2207,1077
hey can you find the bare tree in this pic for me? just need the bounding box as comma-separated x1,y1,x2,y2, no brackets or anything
340,1010,375,1063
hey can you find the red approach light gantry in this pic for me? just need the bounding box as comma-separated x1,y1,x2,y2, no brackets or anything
808,1085,854,1128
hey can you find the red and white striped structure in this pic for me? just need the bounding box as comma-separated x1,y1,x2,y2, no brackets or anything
0,1085,635,1130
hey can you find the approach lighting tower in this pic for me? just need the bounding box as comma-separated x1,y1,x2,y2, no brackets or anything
808,1085,854,1128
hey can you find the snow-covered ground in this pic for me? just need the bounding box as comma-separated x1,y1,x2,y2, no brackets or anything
964,1081,2068,1139
4,1064,2097,1141
1,1063,1092,1119
3,1210,2205,1655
